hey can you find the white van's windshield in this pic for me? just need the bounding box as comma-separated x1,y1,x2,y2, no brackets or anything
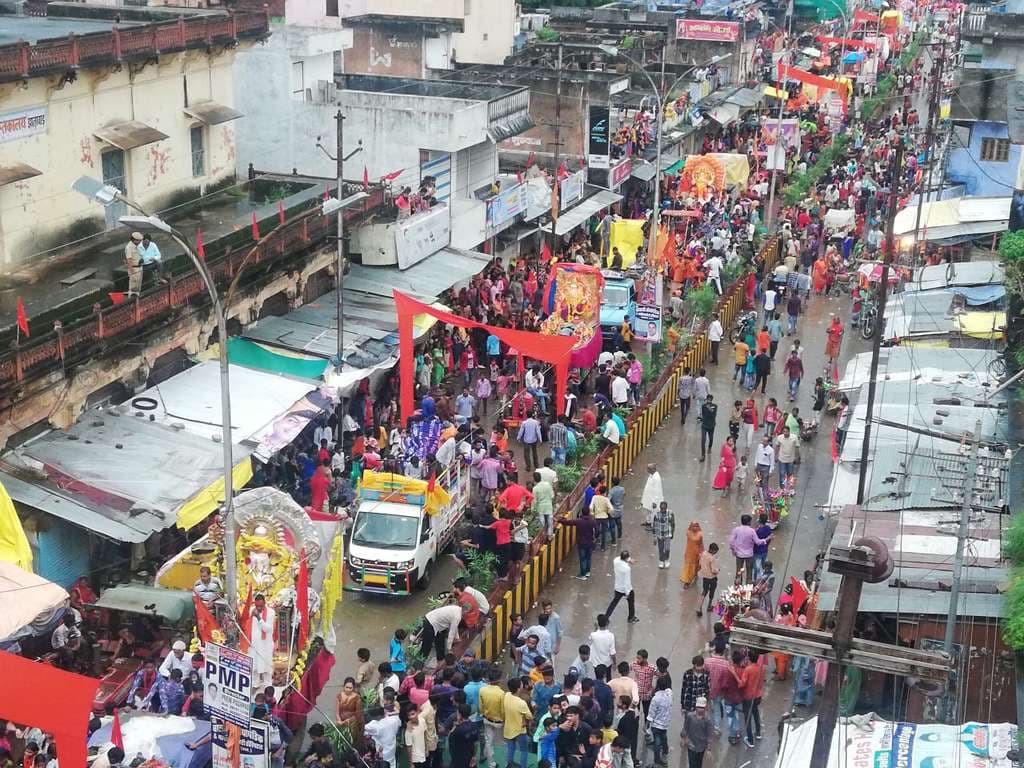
604,285,630,307
351,511,419,549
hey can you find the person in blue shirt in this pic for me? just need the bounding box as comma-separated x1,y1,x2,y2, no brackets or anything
538,716,560,766
389,628,407,678
532,667,563,713
486,333,501,366
463,666,485,719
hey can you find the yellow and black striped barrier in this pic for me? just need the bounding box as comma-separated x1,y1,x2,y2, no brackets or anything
475,237,780,661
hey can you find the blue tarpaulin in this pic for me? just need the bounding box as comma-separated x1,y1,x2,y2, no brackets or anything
950,284,1006,306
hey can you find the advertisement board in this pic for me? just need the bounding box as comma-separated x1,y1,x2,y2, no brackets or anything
486,182,525,235
212,719,270,768
203,643,254,728
634,269,663,342
609,158,633,190
560,170,586,212
588,105,611,169
395,204,450,270
675,19,740,42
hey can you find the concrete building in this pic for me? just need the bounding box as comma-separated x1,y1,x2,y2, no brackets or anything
0,5,267,270
336,74,532,253
232,0,352,178
945,67,1018,197
341,0,517,66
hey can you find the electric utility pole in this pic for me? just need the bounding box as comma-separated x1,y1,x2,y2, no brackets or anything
856,138,905,505
335,109,345,364
909,39,946,263
548,43,564,260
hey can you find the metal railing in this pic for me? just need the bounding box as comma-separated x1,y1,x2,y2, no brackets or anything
0,11,269,82
487,89,530,123
0,185,386,391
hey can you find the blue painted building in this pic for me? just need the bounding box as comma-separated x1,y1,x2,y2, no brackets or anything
945,68,1020,197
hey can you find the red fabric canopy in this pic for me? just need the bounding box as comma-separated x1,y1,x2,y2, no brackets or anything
815,35,877,51
0,649,99,768
853,8,879,26
777,63,848,108
394,289,577,422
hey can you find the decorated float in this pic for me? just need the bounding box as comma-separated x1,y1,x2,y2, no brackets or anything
540,263,605,369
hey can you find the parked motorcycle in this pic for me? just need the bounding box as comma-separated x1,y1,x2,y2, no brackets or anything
728,310,759,344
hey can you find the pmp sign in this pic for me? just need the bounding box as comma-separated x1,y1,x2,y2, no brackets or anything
204,643,254,727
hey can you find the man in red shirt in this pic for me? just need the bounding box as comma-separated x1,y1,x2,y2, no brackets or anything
309,460,331,512
498,477,533,515
452,581,481,629
739,649,766,747
702,645,731,735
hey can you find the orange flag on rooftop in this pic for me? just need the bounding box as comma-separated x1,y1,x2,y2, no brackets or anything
193,594,221,643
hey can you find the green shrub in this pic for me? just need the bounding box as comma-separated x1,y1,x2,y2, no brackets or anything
1004,568,1024,650
536,26,559,41
685,284,718,320
555,461,585,493
457,549,499,593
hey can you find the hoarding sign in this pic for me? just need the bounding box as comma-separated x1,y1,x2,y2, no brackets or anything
588,105,611,169
675,19,740,42
0,106,47,143
610,158,633,190
560,170,586,212
395,203,450,270
486,182,525,235
203,643,253,728
212,719,269,768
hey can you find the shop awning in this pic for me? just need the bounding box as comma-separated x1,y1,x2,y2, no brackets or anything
94,120,169,151
94,585,195,622
0,163,41,187
726,87,764,109
487,112,536,143
708,102,741,126
542,189,623,237
631,162,658,182
0,563,67,643
184,101,244,125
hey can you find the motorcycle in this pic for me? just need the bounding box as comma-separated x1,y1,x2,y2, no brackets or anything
728,310,759,344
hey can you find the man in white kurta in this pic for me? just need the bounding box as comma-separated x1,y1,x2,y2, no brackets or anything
641,463,664,526
249,594,276,688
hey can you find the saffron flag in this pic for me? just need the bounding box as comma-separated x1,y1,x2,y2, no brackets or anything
15,297,29,338
278,200,286,226
363,166,370,189
196,228,206,261
251,212,260,240
110,709,124,750
237,584,253,653
550,180,560,224
193,594,221,643
296,549,310,651
541,240,553,264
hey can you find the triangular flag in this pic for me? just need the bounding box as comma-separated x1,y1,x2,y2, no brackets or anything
541,240,553,264
237,584,253,653
296,548,310,651
278,200,286,226
111,708,124,750
195,228,205,261
323,187,330,201
251,212,260,241
15,297,29,338
382,168,404,182
526,151,536,168
362,166,370,189
193,594,221,643
108,292,126,306
426,469,437,493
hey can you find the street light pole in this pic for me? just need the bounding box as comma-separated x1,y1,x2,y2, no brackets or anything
335,109,345,365
766,44,789,232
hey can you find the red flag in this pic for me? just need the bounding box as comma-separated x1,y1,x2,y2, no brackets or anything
556,161,568,179
382,168,404,182
278,200,286,225
323,187,330,201
195,227,206,261
193,594,221,643
251,212,260,241
426,469,436,493
526,151,536,168
108,292,126,306
362,166,370,189
541,240,553,263
110,708,124,750
516,172,524,184
15,297,29,338
296,549,310,651
237,584,253,653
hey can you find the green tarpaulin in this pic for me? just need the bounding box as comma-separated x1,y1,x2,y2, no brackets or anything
227,337,329,380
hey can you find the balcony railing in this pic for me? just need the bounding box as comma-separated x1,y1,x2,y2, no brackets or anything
487,89,530,123
0,185,386,391
0,10,269,83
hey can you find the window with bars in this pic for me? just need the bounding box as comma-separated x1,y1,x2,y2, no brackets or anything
980,137,1010,162
190,125,206,178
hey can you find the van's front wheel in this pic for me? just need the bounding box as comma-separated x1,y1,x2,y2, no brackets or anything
416,561,433,591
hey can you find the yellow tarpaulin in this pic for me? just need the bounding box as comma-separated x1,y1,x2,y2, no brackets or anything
0,480,32,571
953,312,1006,340
764,85,789,100
609,220,645,266
360,471,451,516
176,458,254,530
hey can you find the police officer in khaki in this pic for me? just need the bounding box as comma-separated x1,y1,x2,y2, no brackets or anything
124,231,144,295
